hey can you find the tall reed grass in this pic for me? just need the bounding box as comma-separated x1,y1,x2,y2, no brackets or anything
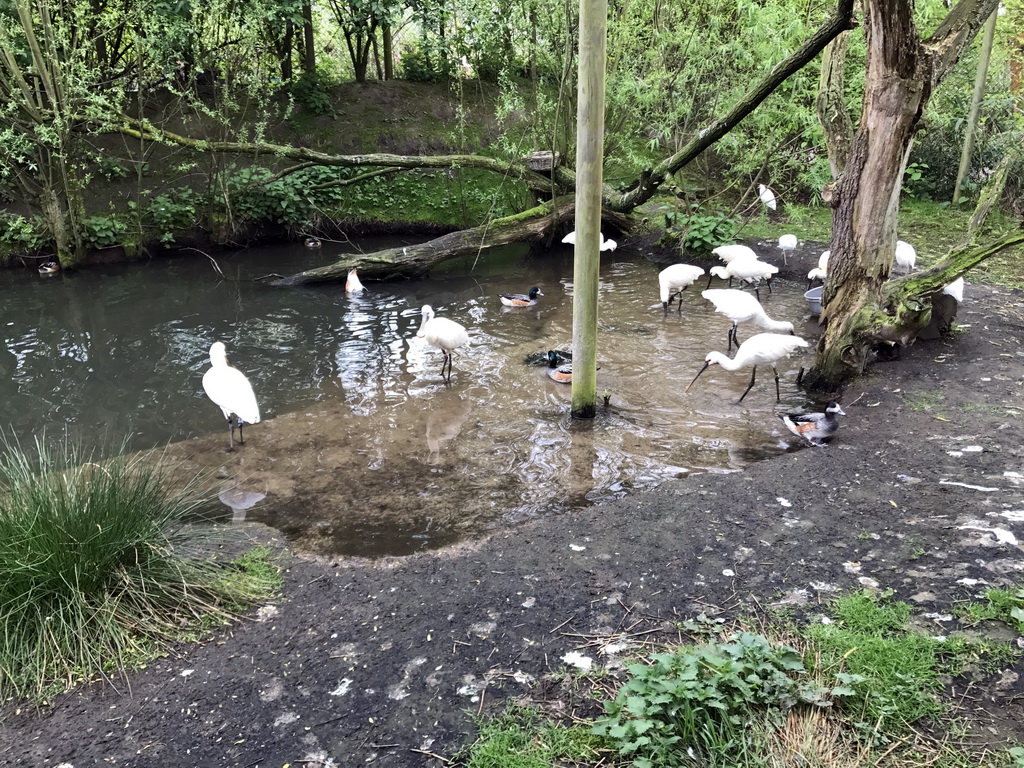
0,436,278,703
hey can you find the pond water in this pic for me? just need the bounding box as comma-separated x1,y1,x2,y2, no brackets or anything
0,237,821,556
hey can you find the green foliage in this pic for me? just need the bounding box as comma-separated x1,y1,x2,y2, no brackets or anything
902,162,937,201
0,214,48,254
290,74,333,117
82,214,129,250
807,591,945,733
399,40,453,83
454,706,607,768
593,631,837,767
954,587,1024,632
676,206,739,254
0,436,280,703
147,188,199,243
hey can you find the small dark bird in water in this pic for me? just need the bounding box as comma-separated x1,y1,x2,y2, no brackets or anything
780,401,846,447
499,287,543,307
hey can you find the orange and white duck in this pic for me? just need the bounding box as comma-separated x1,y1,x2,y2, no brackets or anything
499,287,543,307
304,236,322,248
780,401,846,447
546,350,572,383
38,260,60,275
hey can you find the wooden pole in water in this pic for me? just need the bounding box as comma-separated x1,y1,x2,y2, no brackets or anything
570,0,608,419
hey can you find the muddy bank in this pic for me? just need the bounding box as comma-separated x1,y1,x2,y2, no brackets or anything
2,278,1024,768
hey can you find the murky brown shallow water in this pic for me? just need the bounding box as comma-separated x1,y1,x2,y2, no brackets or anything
0,239,821,556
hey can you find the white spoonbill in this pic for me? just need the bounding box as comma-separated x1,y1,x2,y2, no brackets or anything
758,184,778,210
561,230,618,251
202,342,261,451
416,305,469,383
707,258,779,299
658,264,705,314
712,244,758,264
895,240,917,273
777,234,797,264
685,332,809,403
942,277,965,303
807,250,829,288
346,268,365,294
701,289,794,351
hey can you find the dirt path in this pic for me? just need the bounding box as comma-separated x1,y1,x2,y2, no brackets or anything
3,272,1024,768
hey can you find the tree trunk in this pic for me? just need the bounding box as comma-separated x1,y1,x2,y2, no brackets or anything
816,29,853,178
271,201,630,286
281,23,294,81
382,23,393,80
804,0,1003,393
302,1,316,75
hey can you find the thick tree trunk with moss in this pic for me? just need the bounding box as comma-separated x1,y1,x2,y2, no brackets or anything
803,0,1004,393
271,201,630,286
816,30,854,179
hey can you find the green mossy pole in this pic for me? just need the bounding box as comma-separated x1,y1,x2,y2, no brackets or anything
570,0,608,419
953,8,997,205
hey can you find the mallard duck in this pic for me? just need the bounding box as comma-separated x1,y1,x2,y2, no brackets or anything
38,260,60,275
499,287,543,307
780,401,846,447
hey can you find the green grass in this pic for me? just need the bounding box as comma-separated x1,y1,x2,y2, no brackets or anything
0,436,280,704
953,587,1024,632
453,705,607,768
904,389,946,415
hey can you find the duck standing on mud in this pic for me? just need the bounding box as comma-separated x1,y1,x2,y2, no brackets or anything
780,401,846,447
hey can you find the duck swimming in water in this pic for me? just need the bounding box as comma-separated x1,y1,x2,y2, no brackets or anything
38,260,60,275
304,236,322,248
499,287,543,307
780,401,846,447
546,350,573,383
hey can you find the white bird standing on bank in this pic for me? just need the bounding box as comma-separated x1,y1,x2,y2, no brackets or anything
708,258,779,299
685,332,809,403
807,250,830,288
346,268,365,294
758,184,778,210
561,230,618,251
202,342,261,452
895,240,917,273
701,289,795,351
712,244,758,264
777,234,797,265
659,264,705,314
416,305,469,383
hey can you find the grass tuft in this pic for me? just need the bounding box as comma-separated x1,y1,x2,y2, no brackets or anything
0,435,280,703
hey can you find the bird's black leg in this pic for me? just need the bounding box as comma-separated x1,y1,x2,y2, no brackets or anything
733,325,741,349
737,366,757,403
677,290,684,314
227,417,236,452
238,417,245,446
754,284,761,302
796,367,805,387
773,365,781,401
706,274,713,289
766,277,774,294
726,326,734,352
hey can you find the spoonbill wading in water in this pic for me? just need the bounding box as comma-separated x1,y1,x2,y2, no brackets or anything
202,341,261,451
685,332,808,403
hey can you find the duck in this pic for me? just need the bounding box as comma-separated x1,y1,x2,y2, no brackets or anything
546,350,573,383
499,287,543,307
780,401,846,447
304,236,322,248
38,260,60,275
346,268,365,294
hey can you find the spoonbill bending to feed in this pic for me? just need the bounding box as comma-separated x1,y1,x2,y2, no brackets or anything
561,230,618,251
712,244,758,264
499,287,543,307
807,250,829,288
346,268,365,294
781,401,846,447
659,264,705,314
895,240,917,273
943,277,965,303
758,184,777,210
707,258,779,299
685,332,809,403
416,305,469,383
701,289,794,351
777,234,797,264
202,342,261,451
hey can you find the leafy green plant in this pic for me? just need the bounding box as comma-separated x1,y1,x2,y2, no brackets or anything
0,436,280,703
290,73,332,116
593,631,839,767
147,188,198,244
680,207,738,254
903,161,936,200
954,587,1024,632
0,213,47,253
82,214,128,250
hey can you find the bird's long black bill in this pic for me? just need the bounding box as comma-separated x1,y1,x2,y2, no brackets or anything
684,362,710,393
